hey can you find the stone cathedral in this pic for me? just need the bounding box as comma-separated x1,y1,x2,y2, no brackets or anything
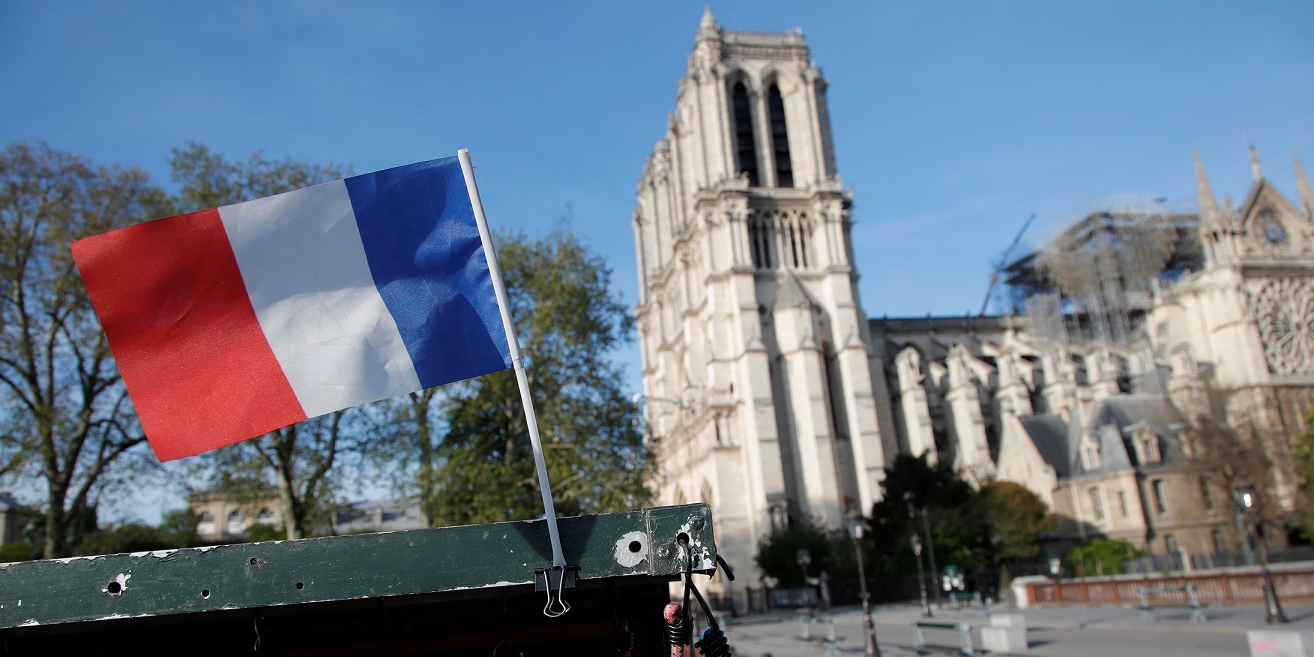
634,10,1314,595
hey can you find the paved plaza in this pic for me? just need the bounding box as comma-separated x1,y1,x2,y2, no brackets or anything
717,602,1314,656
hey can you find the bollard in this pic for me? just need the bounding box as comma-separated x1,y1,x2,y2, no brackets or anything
982,613,1028,652
823,617,838,655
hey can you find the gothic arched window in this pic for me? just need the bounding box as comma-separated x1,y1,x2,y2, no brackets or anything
768,84,793,188
731,82,760,186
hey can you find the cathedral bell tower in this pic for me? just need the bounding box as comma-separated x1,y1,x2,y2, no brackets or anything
633,10,893,589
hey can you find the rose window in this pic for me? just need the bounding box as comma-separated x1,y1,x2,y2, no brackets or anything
1251,278,1314,376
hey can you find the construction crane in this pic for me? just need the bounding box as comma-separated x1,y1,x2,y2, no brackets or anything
979,212,1037,316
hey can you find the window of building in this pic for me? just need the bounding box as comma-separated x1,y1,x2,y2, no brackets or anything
227,509,246,535
1152,479,1169,516
1198,476,1214,510
197,511,216,536
748,214,773,269
1211,529,1226,555
1118,491,1130,518
1164,533,1179,555
1089,487,1105,522
1083,444,1101,470
731,82,759,186
767,84,793,188
1139,435,1159,464
256,507,276,524
782,213,810,269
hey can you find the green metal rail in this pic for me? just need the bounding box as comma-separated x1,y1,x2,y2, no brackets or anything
0,504,715,632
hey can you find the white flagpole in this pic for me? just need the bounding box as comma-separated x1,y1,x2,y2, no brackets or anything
457,149,566,568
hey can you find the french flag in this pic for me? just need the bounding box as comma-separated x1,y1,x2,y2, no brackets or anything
72,156,513,461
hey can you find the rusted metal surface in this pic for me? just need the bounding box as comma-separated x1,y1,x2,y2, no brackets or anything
0,503,715,630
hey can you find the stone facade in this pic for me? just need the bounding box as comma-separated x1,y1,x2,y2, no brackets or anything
634,12,1314,593
189,493,284,543
634,9,890,590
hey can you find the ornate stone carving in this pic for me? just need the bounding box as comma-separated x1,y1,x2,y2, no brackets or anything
1249,277,1314,375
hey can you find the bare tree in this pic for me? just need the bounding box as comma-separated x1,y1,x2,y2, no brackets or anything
0,142,168,557
1187,385,1291,535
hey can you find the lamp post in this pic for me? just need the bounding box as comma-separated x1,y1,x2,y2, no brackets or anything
911,534,932,617
796,547,813,617
904,492,942,610
848,514,882,657
1235,480,1288,624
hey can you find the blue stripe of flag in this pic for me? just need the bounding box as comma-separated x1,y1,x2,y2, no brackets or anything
344,157,512,388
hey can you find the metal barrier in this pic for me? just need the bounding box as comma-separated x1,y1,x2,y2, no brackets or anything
797,614,839,655
1138,584,1207,623
949,591,984,611
913,620,976,656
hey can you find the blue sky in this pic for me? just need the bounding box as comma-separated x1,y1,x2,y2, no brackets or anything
3,0,1313,398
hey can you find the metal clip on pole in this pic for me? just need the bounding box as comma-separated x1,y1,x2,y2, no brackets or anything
534,564,579,618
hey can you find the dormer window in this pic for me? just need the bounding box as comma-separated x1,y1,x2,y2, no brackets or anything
1140,436,1159,463
1083,442,1101,470
1132,425,1161,465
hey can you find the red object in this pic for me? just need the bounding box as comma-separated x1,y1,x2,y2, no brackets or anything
664,602,688,657
72,209,306,460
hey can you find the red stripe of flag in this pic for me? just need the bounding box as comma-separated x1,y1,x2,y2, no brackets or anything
72,209,307,461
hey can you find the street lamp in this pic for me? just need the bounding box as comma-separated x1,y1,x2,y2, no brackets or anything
1235,480,1288,624
796,548,813,616
910,534,932,617
848,514,882,657
904,492,942,610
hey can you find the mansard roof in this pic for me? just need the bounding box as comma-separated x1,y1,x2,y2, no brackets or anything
1093,395,1186,438
1021,395,1191,480
1018,414,1072,478
1090,423,1134,474
1086,394,1190,470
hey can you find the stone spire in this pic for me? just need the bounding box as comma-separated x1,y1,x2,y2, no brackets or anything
1195,148,1224,230
696,6,720,40
1295,152,1314,222
1250,143,1263,182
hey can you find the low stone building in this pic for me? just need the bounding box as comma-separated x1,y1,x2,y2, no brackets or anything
189,493,283,543
0,493,35,546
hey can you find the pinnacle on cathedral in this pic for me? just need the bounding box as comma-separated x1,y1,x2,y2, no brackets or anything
697,5,718,37
1295,152,1314,221
1194,148,1224,230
